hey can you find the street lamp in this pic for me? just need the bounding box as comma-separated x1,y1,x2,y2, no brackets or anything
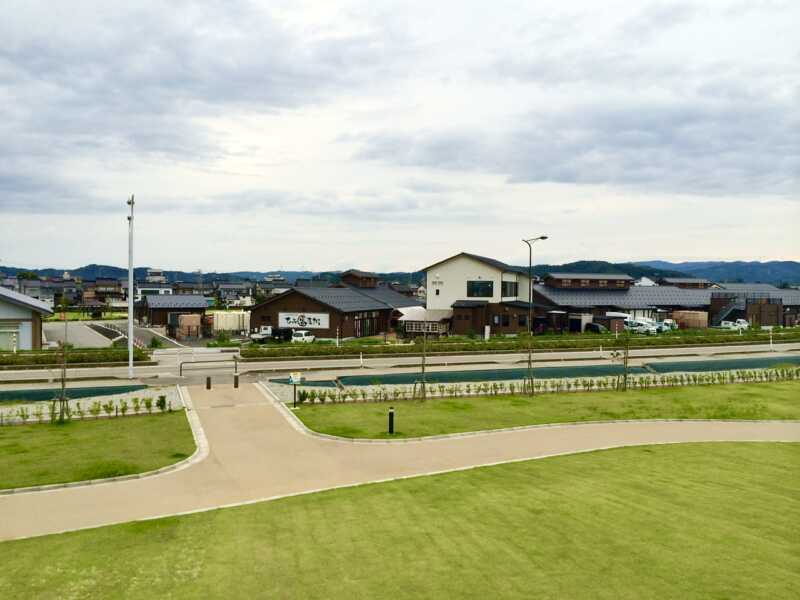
127,195,135,380
522,235,548,396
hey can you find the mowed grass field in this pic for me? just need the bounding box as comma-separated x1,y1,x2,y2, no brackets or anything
0,412,195,489
296,381,800,439
1,443,798,599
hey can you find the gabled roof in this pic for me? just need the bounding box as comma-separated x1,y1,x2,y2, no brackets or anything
341,269,378,278
533,285,711,309
546,272,634,281
718,282,779,292
0,286,54,315
659,277,711,284
422,252,529,276
142,295,208,309
251,287,391,314
343,285,423,309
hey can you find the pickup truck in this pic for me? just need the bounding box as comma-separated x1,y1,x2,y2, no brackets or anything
250,326,293,342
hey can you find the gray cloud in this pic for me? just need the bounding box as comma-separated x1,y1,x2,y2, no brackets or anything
354,97,800,195
0,1,408,167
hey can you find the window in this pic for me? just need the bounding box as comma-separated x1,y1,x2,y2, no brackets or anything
501,281,519,297
580,279,590,287
599,280,608,288
435,289,440,296
493,314,510,326
616,280,626,288
562,279,572,287
467,281,493,297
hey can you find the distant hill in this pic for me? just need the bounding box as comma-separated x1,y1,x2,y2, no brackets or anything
531,261,687,280
0,264,315,284
636,261,800,285
4,260,797,286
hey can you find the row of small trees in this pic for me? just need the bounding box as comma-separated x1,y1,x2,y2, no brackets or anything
294,367,800,405
0,395,173,426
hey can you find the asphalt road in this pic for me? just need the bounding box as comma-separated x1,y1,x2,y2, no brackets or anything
42,323,112,348
1,342,797,386
2,382,798,541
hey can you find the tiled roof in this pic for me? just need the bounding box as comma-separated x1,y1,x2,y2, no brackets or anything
452,300,490,308
345,285,423,309
422,252,529,276
547,272,634,281
0,286,54,315
341,269,378,278
718,283,780,292
142,295,208,309
293,287,390,313
660,277,711,284
534,285,711,309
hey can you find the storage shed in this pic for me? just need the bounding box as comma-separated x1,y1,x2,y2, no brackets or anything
136,294,208,330
0,287,53,350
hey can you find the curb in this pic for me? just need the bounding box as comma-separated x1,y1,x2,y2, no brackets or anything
256,382,800,445
0,385,210,496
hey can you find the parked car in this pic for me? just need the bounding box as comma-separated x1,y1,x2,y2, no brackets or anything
625,319,658,335
584,323,609,334
291,330,316,343
250,325,272,342
250,326,293,343
655,321,674,333
719,319,750,331
661,319,677,330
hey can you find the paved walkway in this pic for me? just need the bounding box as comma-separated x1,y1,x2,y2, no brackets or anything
2,384,798,541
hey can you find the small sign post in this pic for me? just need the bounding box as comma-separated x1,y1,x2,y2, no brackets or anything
290,372,305,408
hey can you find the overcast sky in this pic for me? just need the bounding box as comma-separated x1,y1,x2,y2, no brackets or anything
1,0,798,272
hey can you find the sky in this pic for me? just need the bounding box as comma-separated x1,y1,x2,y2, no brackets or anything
1,0,798,272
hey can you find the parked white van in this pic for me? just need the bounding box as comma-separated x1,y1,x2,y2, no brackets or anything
291,330,316,343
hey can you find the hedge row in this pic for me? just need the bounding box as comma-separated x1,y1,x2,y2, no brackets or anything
241,330,800,359
0,348,150,366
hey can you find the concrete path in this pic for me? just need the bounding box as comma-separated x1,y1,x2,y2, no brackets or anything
1,341,798,383
2,384,798,541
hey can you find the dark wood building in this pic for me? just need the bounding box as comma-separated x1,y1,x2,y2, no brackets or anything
340,269,379,289
658,277,713,289
249,288,393,338
136,294,208,327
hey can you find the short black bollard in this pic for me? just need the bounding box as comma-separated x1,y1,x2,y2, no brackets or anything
388,407,395,435
206,376,211,390
234,374,239,389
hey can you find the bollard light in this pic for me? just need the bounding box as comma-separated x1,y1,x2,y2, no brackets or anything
234,374,239,389
388,406,395,435
206,376,211,390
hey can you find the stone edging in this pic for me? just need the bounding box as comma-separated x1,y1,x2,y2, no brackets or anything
255,381,800,446
0,385,210,496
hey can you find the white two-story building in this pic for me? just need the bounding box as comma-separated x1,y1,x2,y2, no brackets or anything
422,252,540,335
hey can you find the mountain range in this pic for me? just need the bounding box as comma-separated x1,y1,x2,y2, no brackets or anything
635,261,800,285
2,260,798,285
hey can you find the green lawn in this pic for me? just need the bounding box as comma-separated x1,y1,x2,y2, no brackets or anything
1,443,797,598
0,412,195,489
296,381,800,439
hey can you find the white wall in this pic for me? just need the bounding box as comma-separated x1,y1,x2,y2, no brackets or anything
425,255,530,309
0,300,34,350
0,301,33,319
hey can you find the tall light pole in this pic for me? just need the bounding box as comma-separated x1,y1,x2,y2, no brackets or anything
127,195,135,380
522,235,548,396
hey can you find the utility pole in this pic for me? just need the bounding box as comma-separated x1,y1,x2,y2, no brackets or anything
420,311,428,400
59,299,68,422
522,236,548,396
127,195,135,380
